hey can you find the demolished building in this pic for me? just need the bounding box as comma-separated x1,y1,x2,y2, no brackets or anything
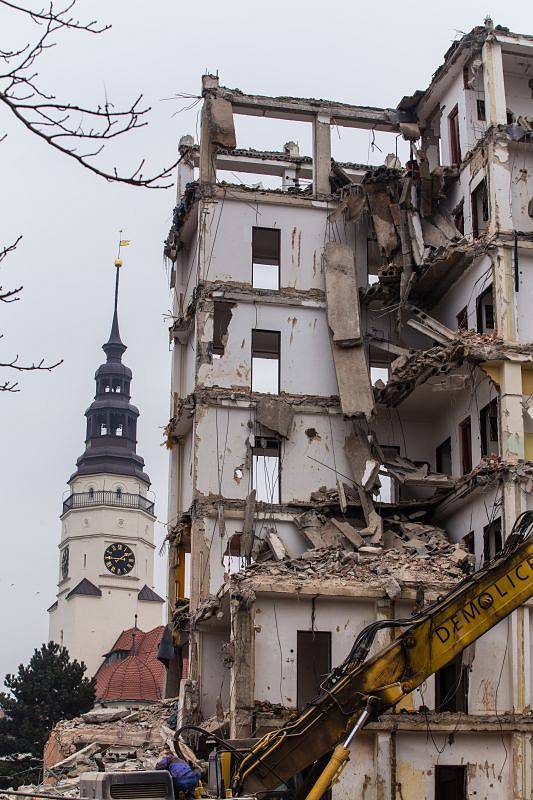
164,21,533,800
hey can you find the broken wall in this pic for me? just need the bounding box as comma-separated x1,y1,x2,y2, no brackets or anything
431,253,493,330
200,198,343,291
253,593,376,707
504,68,533,119
510,146,533,232
199,627,230,719
396,732,513,799
193,406,350,503
374,366,498,480
196,303,339,396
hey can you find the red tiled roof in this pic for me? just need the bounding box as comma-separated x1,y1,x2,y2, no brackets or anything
95,626,166,703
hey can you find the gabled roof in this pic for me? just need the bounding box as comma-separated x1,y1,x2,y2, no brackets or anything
66,578,102,600
138,584,164,603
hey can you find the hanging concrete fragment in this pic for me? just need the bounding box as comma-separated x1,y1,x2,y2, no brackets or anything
205,96,236,149
256,396,294,438
323,243,361,347
323,243,374,419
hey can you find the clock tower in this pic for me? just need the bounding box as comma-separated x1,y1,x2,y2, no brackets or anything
48,262,163,676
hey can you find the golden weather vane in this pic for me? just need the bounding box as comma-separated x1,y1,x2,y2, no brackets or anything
115,229,131,268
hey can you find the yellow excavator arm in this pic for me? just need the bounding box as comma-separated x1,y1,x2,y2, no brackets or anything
232,512,533,796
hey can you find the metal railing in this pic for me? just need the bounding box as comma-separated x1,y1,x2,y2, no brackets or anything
62,491,154,515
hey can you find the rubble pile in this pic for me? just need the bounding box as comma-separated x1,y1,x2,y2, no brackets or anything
375,330,533,406
237,517,473,592
5,703,178,798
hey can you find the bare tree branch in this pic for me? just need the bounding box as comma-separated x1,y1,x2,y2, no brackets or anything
0,1,110,35
1,237,63,390
0,0,179,187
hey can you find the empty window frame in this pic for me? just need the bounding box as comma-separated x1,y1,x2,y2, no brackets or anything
367,233,381,284
476,285,494,333
436,437,452,475
480,397,498,457
212,301,234,357
297,631,331,710
483,517,502,563
462,531,475,554
456,305,468,331
459,416,472,474
448,105,461,165
435,654,469,713
251,329,280,393
472,178,489,238
252,436,281,503
453,200,465,235
477,98,486,121
252,227,280,290
435,765,467,800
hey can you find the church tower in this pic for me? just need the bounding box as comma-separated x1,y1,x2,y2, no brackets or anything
48,262,163,676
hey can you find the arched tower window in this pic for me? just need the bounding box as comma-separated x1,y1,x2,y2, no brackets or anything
88,487,95,499
116,486,123,499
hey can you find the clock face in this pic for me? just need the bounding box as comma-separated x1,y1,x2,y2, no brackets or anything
104,543,135,575
61,547,69,579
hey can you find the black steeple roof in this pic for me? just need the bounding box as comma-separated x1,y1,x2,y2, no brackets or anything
70,263,150,485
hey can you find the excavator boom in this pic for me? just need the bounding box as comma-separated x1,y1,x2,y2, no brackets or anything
233,512,533,795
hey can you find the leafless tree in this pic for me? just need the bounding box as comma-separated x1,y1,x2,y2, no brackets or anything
1,238,63,391
1,1,178,390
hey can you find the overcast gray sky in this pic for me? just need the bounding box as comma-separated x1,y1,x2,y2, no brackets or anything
0,0,530,681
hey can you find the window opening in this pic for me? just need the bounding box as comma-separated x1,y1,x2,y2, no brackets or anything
252,329,280,393
436,437,452,475
480,397,498,456
435,765,467,800
472,178,489,238
370,364,389,387
476,99,486,121
88,487,95,499
252,436,281,503
367,233,381,284
462,531,475,554
448,105,461,165
435,654,469,713
116,487,123,499
476,284,494,333
483,518,502,563
83,553,87,568
252,227,280,290
456,306,468,330
453,200,464,235
112,378,122,393
212,301,234,358
459,417,472,474
297,631,331,710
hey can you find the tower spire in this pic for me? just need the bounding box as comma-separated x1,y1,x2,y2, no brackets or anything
103,234,128,362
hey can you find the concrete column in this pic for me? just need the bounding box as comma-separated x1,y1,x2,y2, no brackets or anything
493,247,518,342
312,112,331,195
511,732,533,799
177,135,195,199
199,75,219,185
499,360,524,461
488,141,513,235
482,36,507,126
229,592,256,738
374,732,393,800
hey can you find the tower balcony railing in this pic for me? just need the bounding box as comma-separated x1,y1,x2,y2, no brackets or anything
62,491,155,515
